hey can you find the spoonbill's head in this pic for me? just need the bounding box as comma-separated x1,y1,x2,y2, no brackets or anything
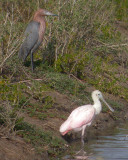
92,90,114,112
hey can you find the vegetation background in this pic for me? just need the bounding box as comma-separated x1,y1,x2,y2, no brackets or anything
0,0,128,159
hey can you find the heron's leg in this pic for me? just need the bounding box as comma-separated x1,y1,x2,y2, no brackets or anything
30,41,41,72
31,51,34,72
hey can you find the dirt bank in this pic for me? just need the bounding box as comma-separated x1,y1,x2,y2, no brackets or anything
0,89,127,160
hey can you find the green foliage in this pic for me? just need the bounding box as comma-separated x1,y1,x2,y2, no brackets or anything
15,122,66,157
0,102,24,134
0,77,26,104
30,80,51,95
98,25,121,42
46,0,127,85
42,96,54,110
55,51,90,79
0,77,26,134
24,95,54,119
114,0,128,22
87,56,128,100
45,72,87,97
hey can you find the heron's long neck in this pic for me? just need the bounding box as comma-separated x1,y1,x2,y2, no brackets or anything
39,17,46,41
93,99,102,115
33,15,46,41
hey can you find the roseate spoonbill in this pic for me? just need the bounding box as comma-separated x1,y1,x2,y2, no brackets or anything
60,90,114,148
19,9,57,72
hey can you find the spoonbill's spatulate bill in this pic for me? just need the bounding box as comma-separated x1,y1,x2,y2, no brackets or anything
60,90,114,147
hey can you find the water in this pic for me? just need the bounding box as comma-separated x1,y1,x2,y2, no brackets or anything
88,125,128,160
62,122,128,160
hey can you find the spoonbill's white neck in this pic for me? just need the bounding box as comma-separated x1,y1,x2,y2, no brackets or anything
92,95,102,115
93,100,102,115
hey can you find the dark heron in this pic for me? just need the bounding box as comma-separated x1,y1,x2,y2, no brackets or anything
19,9,57,72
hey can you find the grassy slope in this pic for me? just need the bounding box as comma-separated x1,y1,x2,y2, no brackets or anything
0,0,128,159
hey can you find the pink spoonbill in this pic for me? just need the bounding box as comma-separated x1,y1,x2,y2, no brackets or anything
19,9,57,72
60,90,114,148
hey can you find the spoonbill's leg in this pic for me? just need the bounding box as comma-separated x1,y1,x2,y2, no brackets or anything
75,126,87,156
81,125,86,149
124,135,128,140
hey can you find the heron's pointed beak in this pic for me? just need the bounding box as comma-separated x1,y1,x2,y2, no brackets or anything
101,97,114,112
45,11,58,16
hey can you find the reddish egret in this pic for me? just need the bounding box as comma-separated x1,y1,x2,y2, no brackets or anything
60,90,114,148
19,9,57,72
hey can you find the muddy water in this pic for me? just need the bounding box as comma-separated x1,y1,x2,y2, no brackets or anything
62,122,128,160
88,122,128,160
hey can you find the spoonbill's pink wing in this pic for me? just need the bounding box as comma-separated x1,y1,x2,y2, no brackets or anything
60,105,95,135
